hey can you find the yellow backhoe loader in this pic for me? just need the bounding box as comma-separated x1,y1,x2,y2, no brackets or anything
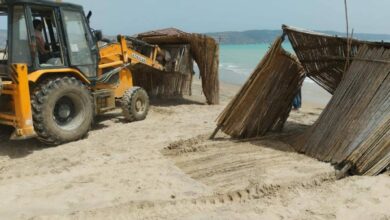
0,0,166,144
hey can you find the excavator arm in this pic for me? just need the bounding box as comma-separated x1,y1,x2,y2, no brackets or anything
0,0,168,143
95,35,165,98
98,35,164,71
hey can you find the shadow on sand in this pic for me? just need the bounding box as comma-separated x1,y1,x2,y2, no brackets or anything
0,125,47,159
150,98,206,107
248,121,311,153
211,121,312,154
0,97,206,158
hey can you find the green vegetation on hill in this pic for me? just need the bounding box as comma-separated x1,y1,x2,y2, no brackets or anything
206,29,390,45
0,29,389,47
207,30,282,44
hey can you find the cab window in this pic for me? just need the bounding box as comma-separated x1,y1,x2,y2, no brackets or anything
0,7,8,64
31,7,64,67
62,10,95,77
11,6,31,66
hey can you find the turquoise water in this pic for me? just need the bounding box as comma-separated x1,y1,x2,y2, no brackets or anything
219,43,293,85
217,43,331,106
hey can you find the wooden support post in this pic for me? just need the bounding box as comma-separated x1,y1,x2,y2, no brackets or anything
209,126,221,140
336,162,352,180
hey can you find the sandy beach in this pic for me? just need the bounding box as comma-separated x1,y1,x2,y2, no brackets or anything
0,79,388,220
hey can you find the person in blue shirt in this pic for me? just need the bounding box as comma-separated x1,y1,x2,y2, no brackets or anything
292,88,302,110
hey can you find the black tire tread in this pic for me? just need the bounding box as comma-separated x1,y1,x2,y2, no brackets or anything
31,76,93,145
121,87,149,122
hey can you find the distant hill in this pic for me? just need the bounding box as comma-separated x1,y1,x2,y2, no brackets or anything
206,29,390,45
206,30,282,45
1,28,390,47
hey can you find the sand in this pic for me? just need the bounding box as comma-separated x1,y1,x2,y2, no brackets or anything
0,79,388,220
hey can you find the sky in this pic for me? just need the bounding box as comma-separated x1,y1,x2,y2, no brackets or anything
65,0,390,35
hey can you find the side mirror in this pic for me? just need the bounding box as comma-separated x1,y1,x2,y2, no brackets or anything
86,11,92,24
94,30,103,41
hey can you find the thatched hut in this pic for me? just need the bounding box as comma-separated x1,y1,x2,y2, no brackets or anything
132,28,220,105
214,25,389,176
283,25,390,176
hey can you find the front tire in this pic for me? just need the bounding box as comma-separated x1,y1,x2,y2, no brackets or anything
121,87,149,122
31,77,94,145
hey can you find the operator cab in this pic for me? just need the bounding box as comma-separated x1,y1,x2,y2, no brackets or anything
0,0,99,79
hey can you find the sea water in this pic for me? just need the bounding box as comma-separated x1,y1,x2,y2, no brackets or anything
219,43,294,85
217,43,331,107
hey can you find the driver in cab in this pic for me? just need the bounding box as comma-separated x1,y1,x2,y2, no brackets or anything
33,19,50,63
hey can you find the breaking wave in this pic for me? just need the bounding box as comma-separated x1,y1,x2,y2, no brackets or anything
219,63,252,76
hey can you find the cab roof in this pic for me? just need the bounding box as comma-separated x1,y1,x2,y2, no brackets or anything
0,0,83,10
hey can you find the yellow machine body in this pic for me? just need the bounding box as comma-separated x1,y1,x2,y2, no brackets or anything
0,36,163,140
97,36,163,98
0,0,166,142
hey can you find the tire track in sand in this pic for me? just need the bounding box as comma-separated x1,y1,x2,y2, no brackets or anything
34,172,335,220
34,135,336,219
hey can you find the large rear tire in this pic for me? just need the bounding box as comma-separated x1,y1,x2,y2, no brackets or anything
31,77,94,145
121,87,149,122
